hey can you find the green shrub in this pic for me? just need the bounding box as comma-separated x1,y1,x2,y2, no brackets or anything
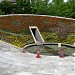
41,32,75,44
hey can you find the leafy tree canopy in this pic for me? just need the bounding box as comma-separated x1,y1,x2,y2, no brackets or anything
0,1,14,14
0,0,75,18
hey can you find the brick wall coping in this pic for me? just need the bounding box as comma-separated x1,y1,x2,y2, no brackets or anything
0,14,75,21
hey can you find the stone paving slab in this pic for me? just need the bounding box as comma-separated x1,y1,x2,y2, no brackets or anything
0,40,75,75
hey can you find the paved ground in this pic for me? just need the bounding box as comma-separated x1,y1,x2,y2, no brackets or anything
0,40,75,75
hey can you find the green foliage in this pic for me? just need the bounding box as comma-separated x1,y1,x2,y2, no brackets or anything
64,34,75,44
20,30,31,35
0,0,75,18
32,0,75,18
0,1,14,14
41,32,75,44
0,31,75,47
14,0,32,14
11,38,24,47
52,0,64,4
33,0,49,15
0,10,5,15
41,32,59,42
0,28,13,33
6,34,34,47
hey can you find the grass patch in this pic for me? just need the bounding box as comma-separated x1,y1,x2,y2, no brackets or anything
0,28,13,33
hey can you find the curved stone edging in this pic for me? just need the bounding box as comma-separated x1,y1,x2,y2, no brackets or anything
22,42,75,52
0,14,75,20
